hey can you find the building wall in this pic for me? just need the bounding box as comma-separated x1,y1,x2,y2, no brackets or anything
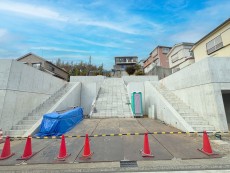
144,49,157,68
167,44,194,69
0,60,66,131
17,54,45,66
17,54,69,81
44,61,69,81
158,47,170,68
160,57,230,131
194,24,230,62
144,47,170,71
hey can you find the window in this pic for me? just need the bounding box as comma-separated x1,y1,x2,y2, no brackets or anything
206,35,223,55
32,63,41,69
162,48,170,54
50,66,55,72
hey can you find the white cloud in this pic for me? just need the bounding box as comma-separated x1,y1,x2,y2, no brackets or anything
168,0,230,43
31,47,92,53
0,1,164,36
0,29,7,38
77,38,121,48
0,1,67,21
76,20,138,35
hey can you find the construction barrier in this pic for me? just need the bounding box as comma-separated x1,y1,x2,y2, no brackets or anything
2,131,229,140
0,131,219,161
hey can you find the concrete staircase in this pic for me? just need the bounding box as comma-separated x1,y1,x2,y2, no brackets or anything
5,83,75,137
91,78,132,118
156,85,215,131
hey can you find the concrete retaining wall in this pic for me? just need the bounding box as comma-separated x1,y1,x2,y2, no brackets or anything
81,83,98,115
0,60,66,131
26,82,81,136
144,81,194,131
160,57,230,131
70,76,105,115
70,76,105,94
122,76,158,85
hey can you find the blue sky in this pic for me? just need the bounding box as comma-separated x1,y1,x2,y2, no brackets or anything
0,0,229,69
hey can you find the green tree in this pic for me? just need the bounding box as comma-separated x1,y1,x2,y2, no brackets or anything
125,66,136,75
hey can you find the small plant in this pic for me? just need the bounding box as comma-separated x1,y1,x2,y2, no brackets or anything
135,70,145,75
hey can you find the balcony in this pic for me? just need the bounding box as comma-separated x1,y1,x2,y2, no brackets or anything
115,59,137,65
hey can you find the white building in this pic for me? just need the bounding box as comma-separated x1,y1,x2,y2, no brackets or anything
167,42,194,73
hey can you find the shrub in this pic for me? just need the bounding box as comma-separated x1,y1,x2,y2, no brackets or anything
125,66,136,75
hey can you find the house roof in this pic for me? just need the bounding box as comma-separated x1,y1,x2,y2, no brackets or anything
191,18,230,51
167,42,194,57
115,56,138,58
17,52,69,74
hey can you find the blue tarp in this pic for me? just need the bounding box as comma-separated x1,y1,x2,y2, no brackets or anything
35,107,83,137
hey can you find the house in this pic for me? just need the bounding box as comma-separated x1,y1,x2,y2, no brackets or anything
17,53,69,81
138,59,145,67
167,42,194,73
143,46,171,74
191,18,230,61
113,56,138,71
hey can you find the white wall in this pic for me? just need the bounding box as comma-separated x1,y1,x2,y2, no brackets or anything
52,82,81,111
160,57,230,131
0,60,66,131
80,83,98,115
70,76,105,115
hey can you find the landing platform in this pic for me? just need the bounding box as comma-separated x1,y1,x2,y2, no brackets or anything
0,118,220,166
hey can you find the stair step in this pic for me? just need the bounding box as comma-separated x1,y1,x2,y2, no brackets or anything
192,125,215,131
172,105,190,109
186,120,208,125
177,109,194,113
23,116,41,120
12,125,31,130
18,120,38,125
5,130,27,137
180,113,199,117
183,116,204,121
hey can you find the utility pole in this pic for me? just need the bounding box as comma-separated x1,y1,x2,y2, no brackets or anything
89,55,91,65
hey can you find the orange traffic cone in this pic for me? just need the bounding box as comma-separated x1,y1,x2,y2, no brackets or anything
82,134,93,158
19,136,35,160
198,131,216,155
141,133,154,157
57,135,70,160
0,136,15,160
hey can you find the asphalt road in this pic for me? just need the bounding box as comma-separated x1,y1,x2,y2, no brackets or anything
0,118,226,172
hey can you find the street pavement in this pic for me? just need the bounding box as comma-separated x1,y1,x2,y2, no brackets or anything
0,118,230,172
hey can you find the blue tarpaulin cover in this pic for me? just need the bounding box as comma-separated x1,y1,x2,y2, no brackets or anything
35,107,83,137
